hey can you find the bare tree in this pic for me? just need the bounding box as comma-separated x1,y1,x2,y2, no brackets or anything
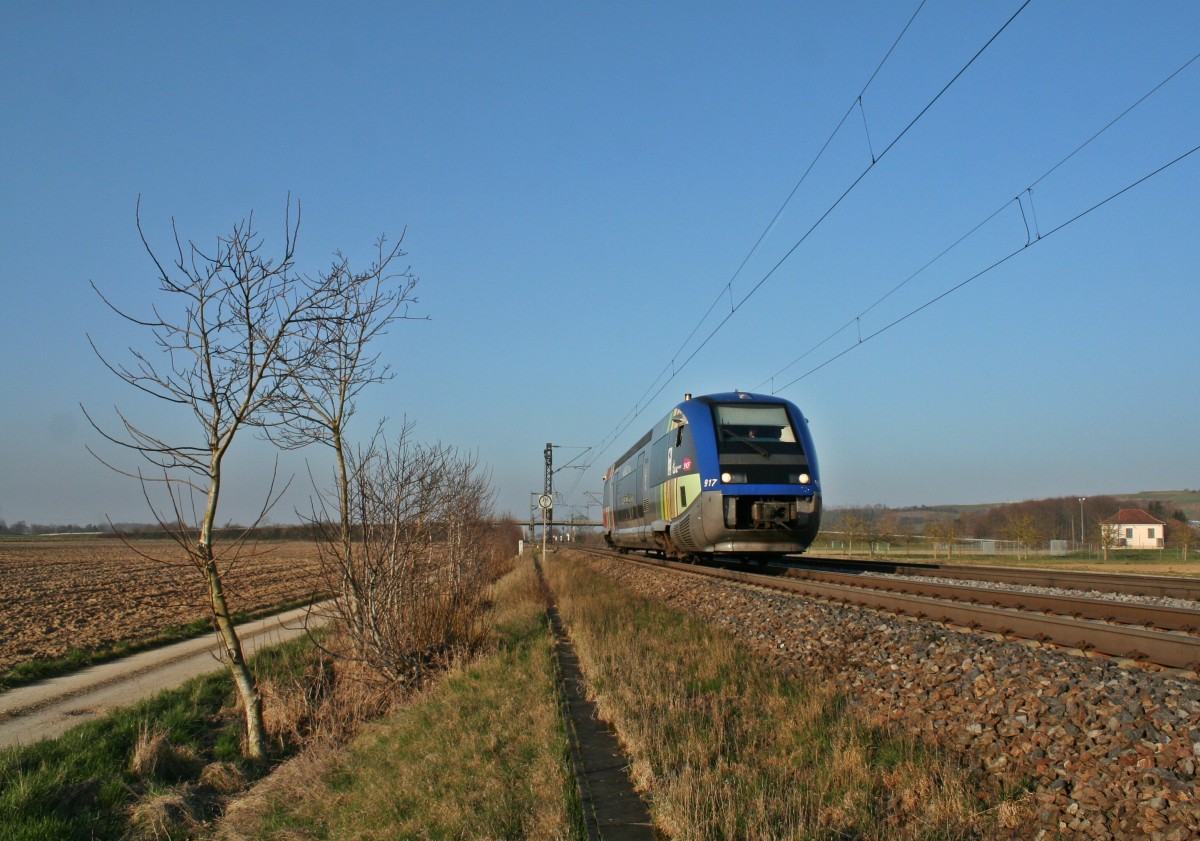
267,234,422,590
84,197,342,759
925,518,958,559
1099,520,1121,561
883,511,916,556
1000,511,1042,561
275,238,419,498
837,510,873,556
1167,519,1199,562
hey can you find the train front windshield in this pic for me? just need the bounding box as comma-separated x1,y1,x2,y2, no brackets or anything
714,404,796,448
713,403,810,484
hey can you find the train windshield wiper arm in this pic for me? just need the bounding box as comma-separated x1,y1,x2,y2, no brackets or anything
722,431,770,458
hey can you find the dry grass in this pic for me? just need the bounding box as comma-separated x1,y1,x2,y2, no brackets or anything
130,723,196,780
199,761,248,795
128,790,202,840
545,552,1007,840
218,744,344,840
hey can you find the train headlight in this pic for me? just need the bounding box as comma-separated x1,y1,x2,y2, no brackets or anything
798,472,811,484
721,471,746,483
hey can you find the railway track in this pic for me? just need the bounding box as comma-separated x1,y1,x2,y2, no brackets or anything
575,548,1200,670
789,555,1200,600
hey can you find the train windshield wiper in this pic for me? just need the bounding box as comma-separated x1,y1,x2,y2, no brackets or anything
721,430,770,458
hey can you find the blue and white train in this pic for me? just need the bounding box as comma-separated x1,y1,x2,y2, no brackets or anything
602,392,821,559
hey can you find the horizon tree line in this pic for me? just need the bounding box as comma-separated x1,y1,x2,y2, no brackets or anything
821,494,1198,558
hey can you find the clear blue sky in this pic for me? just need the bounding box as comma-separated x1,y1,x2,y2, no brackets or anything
2,1,1198,527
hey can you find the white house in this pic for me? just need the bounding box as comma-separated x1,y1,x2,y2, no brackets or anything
1103,508,1166,549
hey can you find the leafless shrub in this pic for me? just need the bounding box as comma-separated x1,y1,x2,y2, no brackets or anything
306,429,511,689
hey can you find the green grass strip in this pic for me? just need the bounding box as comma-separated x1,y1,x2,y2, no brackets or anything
0,634,318,841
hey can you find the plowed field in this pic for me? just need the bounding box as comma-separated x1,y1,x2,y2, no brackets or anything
0,537,324,674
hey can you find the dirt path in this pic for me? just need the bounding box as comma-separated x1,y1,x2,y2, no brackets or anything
0,606,327,749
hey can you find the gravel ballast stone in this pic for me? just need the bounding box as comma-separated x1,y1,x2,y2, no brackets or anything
574,552,1200,840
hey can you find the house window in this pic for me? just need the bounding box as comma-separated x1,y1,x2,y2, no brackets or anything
1126,528,1133,539
1147,528,1155,540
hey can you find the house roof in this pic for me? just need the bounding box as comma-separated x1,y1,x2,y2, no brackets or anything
1104,508,1167,525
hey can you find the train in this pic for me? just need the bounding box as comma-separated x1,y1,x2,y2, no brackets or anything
602,391,821,559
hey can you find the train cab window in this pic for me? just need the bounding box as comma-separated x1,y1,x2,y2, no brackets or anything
713,403,809,484
713,405,798,451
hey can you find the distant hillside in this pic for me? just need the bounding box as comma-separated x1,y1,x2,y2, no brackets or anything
876,491,1200,538
894,491,1200,519
1112,490,1200,519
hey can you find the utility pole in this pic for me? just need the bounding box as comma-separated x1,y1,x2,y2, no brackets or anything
540,442,592,538
538,493,553,563
544,442,554,536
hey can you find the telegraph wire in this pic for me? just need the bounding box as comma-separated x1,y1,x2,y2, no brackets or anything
752,200,1016,394
733,0,1033,315
858,97,877,163
562,9,1195,520
1018,190,1040,246
754,46,1200,392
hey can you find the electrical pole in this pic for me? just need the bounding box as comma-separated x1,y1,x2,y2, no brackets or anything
1079,497,1086,548
544,442,554,536
538,493,553,563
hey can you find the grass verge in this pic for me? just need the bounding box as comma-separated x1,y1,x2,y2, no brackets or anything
0,631,321,840
545,551,1020,840
218,558,585,840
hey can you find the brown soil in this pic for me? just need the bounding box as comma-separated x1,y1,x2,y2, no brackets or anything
0,537,325,674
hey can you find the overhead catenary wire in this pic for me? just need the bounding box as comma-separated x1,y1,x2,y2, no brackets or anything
591,0,938,458
589,0,1030,467
663,0,929,372
753,46,1200,393
769,140,1200,392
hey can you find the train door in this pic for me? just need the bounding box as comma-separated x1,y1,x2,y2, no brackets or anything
637,452,648,525
601,467,613,531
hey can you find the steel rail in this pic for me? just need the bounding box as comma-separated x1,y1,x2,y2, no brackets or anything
792,556,1200,601
779,567,1200,633
584,550,1200,670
